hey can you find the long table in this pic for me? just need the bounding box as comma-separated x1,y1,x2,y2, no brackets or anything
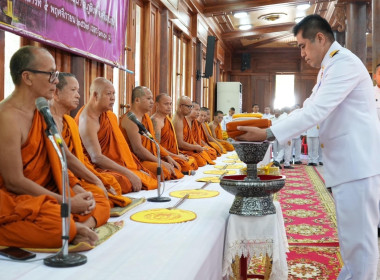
0,153,238,280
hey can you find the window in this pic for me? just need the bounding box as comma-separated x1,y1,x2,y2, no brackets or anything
4,31,21,98
134,4,141,87
274,74,295,109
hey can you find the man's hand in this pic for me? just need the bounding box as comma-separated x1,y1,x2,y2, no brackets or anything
125,170,142,192
71,191,96,215
165,156,180,170
236,126,267,142
162,161,176,176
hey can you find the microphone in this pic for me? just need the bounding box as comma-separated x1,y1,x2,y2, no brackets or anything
126,111,153,139
35,97,62,143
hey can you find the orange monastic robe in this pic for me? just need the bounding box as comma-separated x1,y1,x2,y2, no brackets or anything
160,116,198,173
215,123,234,151
120,113,183,180
181,118,215,166
200,122,226,155
191,120,218,159
0,112,108,248
75,108,157,193
62,115,132,208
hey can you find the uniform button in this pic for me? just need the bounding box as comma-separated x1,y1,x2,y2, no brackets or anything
321,144,324,148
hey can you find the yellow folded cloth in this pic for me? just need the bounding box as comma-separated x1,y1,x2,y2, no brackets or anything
232,113,263,119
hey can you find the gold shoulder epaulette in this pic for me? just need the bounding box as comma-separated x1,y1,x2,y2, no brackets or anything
329,50,339,57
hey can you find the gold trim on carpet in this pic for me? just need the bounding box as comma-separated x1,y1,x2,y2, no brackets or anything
304,166,337,227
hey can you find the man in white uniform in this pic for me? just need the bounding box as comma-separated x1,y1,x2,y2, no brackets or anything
306,125,319,166
290,104,303,164
237,15,380,280
221,107,235,130
374,63,380,120
262,106,273,119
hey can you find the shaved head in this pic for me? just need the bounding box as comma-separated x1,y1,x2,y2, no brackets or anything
90,77,113,97
132,86,150,103
156,93,170,103
176,95,192,110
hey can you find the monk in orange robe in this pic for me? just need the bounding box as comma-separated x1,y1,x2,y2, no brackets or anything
75,77,157,193
209,110,235,151
151,94,198,174
0,46,98,248
50,73,132,208
188,101,218,159
199,106,226,154
120,86,183,180
172,96,215,166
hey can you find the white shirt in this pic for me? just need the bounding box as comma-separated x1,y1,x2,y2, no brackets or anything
374,85,380,120
306,126,319,137
271,41,380,187
221,115,233,130
262,113,274,119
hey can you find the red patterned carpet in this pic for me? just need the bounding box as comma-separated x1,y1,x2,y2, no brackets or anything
247,165,343,279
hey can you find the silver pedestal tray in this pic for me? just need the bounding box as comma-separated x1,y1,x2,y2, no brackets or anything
220,141,285,216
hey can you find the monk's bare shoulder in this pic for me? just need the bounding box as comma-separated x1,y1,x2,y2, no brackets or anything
0,101,32,145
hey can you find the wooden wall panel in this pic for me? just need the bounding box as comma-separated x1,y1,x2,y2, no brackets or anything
0,30,4,101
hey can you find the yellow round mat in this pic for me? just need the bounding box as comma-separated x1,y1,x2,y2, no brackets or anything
196,176,220,183
130,208,196,224
215,164,245,169
223,159,242,163
170,189,219,199
203,170,237,175
227,155,239,159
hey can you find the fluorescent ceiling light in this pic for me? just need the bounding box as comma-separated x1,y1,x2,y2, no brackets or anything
234,12,248,18
297,4,310,10
239,24,252,31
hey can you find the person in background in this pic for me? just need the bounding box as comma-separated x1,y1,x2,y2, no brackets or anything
252,104,260,114
237,15,380,279
262,106,274,119
221,107,235,130
306,125,319,166
373,63,380,120
291,104,303,164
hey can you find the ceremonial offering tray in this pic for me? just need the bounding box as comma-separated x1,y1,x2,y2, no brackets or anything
219,142,285,216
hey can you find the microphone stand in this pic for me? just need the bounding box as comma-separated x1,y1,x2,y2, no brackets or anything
43,132,87,267
142,133,171,202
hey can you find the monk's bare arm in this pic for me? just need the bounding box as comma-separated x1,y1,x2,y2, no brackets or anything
203,123,223,149
173,116,203,152
0,112,62,202
64,145,108,196
121,117,158,162
151,116,163,143
79,115,128,174
78,114,142,191
209,123,217,138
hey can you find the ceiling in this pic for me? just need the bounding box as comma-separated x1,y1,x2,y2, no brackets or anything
199,0,372,52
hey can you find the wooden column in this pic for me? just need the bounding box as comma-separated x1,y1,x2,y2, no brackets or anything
159,9,169,94
373,0,380,74
333,30,345,47
70,56,86,117
0,30,4,101
195,40,202,103
345,2,367,63
142,1,152,88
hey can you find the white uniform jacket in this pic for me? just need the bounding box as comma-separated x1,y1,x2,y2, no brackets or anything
271,41,380,187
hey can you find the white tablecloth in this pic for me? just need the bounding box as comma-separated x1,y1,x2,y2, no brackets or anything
223,201,289,280
0,153,238,280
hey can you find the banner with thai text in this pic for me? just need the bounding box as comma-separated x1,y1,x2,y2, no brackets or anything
0,0,128,67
